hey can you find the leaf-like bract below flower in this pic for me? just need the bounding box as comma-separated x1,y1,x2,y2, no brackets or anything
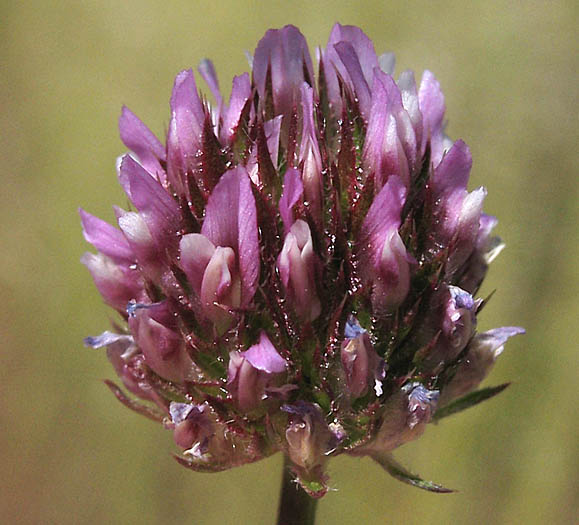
433,383,510,422
371,452,454,493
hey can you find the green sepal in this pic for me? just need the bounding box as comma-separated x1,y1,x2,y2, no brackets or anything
371,452,454,493
433,383,510,422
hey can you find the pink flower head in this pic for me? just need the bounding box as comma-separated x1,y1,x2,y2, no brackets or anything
81,24,523,497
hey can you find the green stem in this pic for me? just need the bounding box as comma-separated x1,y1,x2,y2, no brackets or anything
277,456,318,525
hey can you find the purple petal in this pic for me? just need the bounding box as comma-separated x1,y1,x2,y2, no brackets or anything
277,220,321,321
363,71,410,188
279,167,303,233
447,186,487,272
373,229,411,310
166,69,206,195
330,24,379,86
252,25,314,119
197,59,222,105
179,233,216,295
322,23,379,118
199,246,241,327
398,70,423,153
116,209,161,279
476,326,526,357
201,167,259,307
431,140,472,195
299,83,323,222
118,155,180,253
333,41,372,119
243,332,287,373
129,308,193,383
359,175,407,271
79,208,134,262
359,176,410,311
119,106,166,180
476,213,498,249
379,52,396,75
364,69,419,185
81,252,140,311
418,70,446,165
220,73,251,144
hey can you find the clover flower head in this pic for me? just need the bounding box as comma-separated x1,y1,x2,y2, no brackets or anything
82,23,524,497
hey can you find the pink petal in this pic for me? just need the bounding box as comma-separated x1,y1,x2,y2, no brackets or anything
118,155,180,254
81,252,140,311
201,167,259,307
334,41,372,119
119,106,166,180
253,25,314,119
197,59,222,106
418,70,446,166
79,208,134,262
359,175,407,272
220,73,251,144
431,140,472,195
179,233,216,295
166,69,206,195
243,332,287,373
279,167,303,233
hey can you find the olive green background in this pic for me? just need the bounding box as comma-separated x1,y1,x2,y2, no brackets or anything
1,1,577,523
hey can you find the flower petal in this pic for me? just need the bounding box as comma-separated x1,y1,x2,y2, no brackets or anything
119,106,166,180
79,208,134,262
220,73,251,144
201,167,259,307
418,70,447,166
118,155,180,255
279,167,303,233
167,69,206,195
253,25,314,120
243,332,287,373
179,233,216,295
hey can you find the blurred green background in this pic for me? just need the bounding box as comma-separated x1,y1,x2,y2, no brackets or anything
1,1,577,523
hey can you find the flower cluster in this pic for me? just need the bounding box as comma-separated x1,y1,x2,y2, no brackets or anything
82,24,523,497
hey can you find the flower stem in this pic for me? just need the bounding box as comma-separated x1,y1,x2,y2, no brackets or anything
277,456,318,525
